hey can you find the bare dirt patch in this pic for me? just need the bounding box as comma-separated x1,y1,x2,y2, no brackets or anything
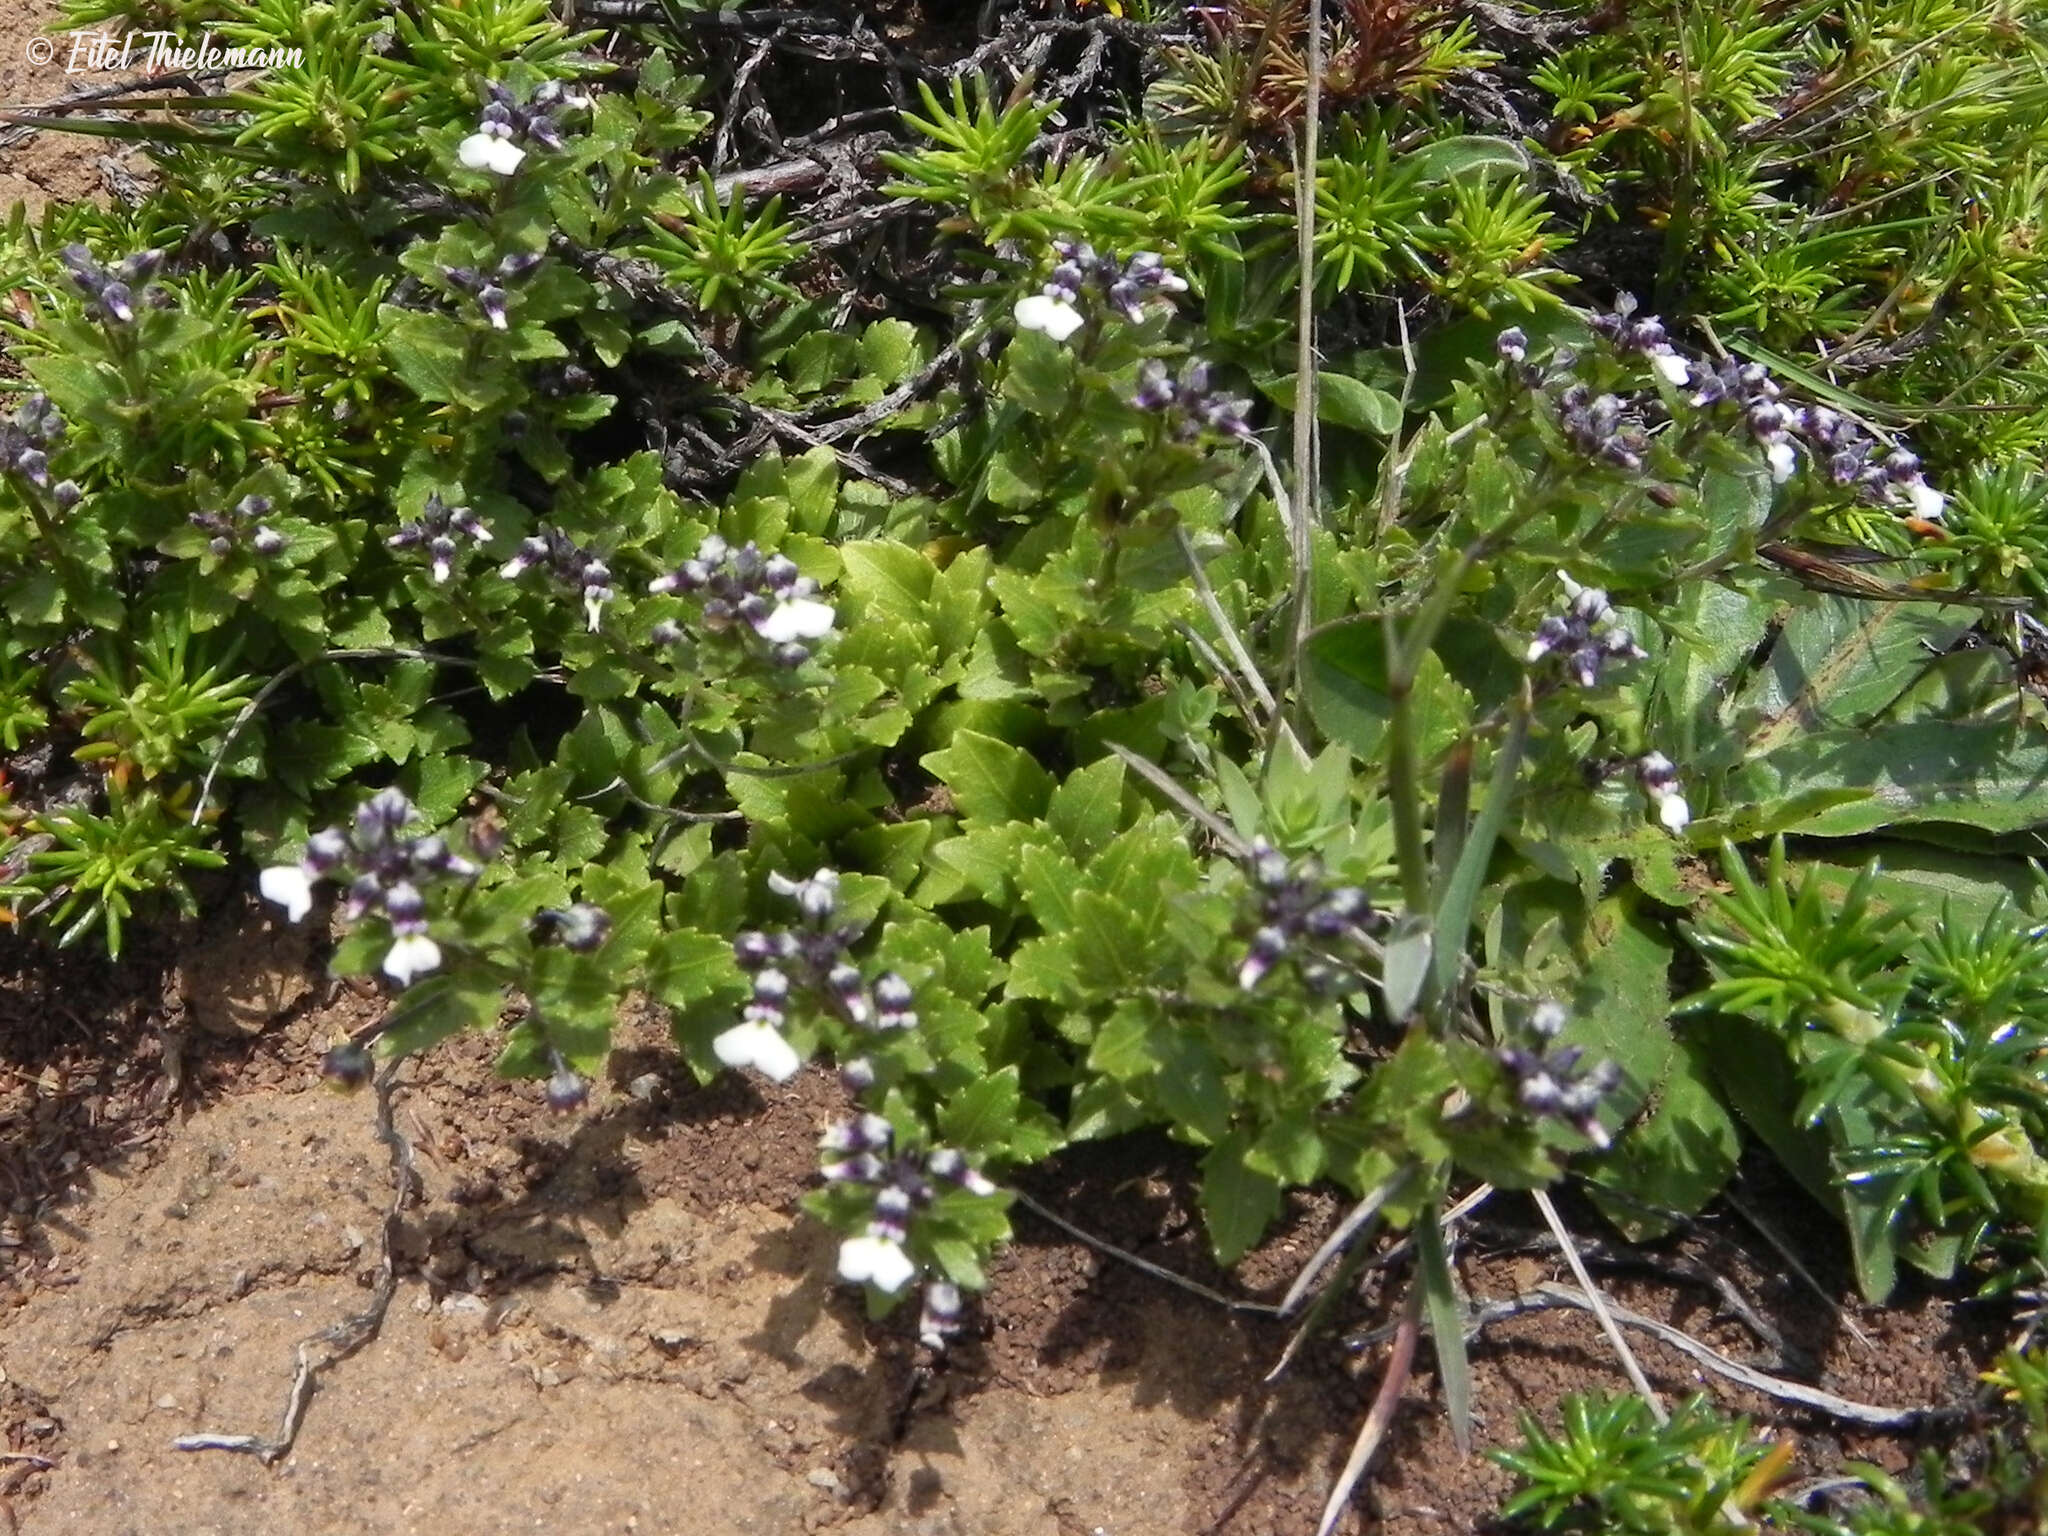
0,919,1997,1536
0,0,142,214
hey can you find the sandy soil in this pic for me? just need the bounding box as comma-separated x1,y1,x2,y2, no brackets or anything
0,0,146,213
0,899,1992,1536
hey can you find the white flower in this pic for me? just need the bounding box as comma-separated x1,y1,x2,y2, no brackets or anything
1906,478,1946,521
712,1019,802,1082
757,597,836,645
1013,293,1084,342
1650,350,1690,386
382,932,443,985
838,1232,917,1294
1765,439,1798,483
259,865,315,923
1656,792,1691,833
458,132,526,176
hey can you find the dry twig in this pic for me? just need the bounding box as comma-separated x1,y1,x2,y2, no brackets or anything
173,1061,417,1462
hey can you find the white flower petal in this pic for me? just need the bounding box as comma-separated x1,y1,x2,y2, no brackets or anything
757,597,837,644
258,865,314,923
382,933,442,985
1766,439,1797,483
1651,350,1690,386
1657,793,1691,833
457,133,497,170
838,1234,916,1294
1013,293,1084,342
483,138,526,176
1907,478,1946,521
712,1020,802,1082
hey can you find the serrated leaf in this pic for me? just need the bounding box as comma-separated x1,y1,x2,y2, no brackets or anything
922,729,1055,826
1201,1130,1282,1267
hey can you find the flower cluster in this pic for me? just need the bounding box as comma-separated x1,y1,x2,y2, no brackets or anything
1013,240,1188,343
1131,358,1254,441
58,245,162,326
1495,1002,1622,1149
457,78,589,177
1635,752,1690,833
1525,572,1647,689
719,869,918,1085
442,253,543,331
1505,306,1947,523
820,1111,993,1332
388,492,491,583
1586,294,1692,388
648,535,837,666
258,788,486,985
0,393,77,506
1236,839,1378,994
190,494,286,558
501,525,615,632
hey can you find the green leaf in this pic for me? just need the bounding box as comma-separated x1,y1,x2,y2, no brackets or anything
1403,135,1528,185
1584,1037,1741,1242
921,730,1055,826
1736,722,2048,836
1200,1130,1282,1267
938,1065,1025,1155
1258,372,1402,437
1415,1206,1471,1455
1045,756,1126,858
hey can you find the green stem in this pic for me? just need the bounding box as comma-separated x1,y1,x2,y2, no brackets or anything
1383,607,1431,917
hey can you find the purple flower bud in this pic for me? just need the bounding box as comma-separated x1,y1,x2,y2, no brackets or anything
304,828,350,873
13,448,48,488
1496,327,1528,364
823,1153,885,1184
872,972,915,1012
1132,359,1175,412
734,931,777,970
51,480,82,511
475,285,511,329
251,527,287,557
557,903,611,952
322,1041,374,1091
96,282,136,324
839,1056,877,1093
546,1068,589,1113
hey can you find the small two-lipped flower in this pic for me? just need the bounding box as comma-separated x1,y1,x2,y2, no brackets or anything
500,525,615,631
258,789,487,986
820,1114,996,1302
716,870,921,1085
1525,573,1647,689
457,78,590,177
648,535,837,667
388,491,490,583
1636,752,1690,833
1013,241,1187,344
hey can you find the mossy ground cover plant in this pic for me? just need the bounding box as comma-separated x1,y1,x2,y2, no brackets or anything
3,0,2048,1526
